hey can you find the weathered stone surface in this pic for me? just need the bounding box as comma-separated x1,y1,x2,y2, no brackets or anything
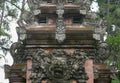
30,49,88,83
85,60,94,83
8,0,112,83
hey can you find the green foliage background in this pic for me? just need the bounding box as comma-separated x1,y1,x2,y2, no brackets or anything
98,0,120,82
98,0,120,27
0,0,28,48
0,0,20,47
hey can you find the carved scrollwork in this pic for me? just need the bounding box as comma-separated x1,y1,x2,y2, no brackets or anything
10,42,26,63
31,49,88,83
10,42,23,56
95,42,110,63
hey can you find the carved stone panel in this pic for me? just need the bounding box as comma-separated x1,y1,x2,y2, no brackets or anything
30,49,89,83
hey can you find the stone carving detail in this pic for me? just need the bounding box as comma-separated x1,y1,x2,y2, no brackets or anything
27,0,41,14
95,42,110,63
30,49,88,83
10,42,25,63
55,1,65,43
10,42,23,56
56,19,65,43
16,26,26,41
17,11,35,27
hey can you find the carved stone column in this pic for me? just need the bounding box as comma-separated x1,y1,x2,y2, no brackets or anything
56,0,66,43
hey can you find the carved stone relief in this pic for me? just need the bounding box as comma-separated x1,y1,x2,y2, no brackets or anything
30,49,89,83
56,1,66,43
10,42,25,63
95,42,110,63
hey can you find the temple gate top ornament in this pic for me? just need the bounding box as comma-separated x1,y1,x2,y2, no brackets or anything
56,0,65,43
8,0,113,83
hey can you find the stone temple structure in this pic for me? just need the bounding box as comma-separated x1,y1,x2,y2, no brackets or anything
6,0,113,83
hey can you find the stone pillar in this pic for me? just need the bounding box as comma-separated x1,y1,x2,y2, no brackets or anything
85,59,94,83
26,58,32,83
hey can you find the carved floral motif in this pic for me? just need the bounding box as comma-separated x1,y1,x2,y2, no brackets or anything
30,49,88,83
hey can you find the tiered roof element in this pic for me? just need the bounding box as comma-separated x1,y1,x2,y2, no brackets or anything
8,0,112,83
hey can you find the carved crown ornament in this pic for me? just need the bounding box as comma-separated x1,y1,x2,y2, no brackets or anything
55,1,66,43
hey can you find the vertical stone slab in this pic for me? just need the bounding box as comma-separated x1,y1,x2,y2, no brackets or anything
26,58,32,83
85,59,94,83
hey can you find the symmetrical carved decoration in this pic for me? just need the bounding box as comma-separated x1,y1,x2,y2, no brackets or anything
30,49,88,83
56,19,65,43
8,0,113,83
56,1,65,43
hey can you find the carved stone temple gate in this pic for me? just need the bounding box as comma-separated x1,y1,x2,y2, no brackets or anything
6,0,112,83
